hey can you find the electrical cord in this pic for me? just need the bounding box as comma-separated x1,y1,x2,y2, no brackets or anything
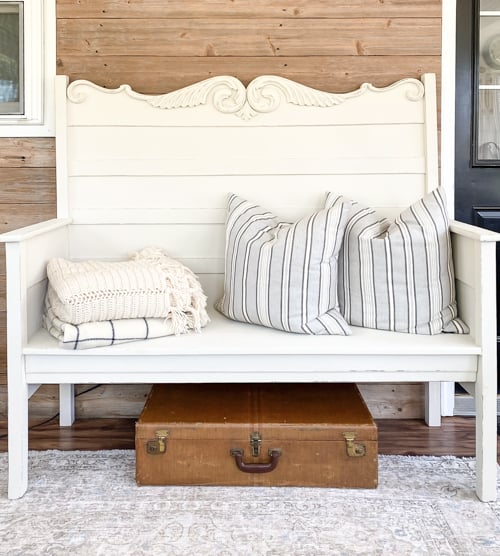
0,384,103,440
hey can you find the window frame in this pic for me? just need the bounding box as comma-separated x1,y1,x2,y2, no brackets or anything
473,1,500,166
0,0,55,137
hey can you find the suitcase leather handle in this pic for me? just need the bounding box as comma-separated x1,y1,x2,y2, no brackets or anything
230,448,281,473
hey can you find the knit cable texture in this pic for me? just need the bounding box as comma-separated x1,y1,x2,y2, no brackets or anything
45,247,209,333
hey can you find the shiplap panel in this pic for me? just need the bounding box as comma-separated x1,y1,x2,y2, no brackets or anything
70,205,413,226
27,281,47,340
58,18,441,57
55,55,441,96
452,234,476,288
69,174,426,226
69,156,425,179
66,125,425,178
0,168,56,205
455,281,476,339
56,0,442,19
24,226,69,289
0,312,5,385
0,138,55,168
452,233,477,336
358,383,425,419
0,205,57,235
69,224,225,263
0,250,4,312
69,174,427,217
0,382,425,419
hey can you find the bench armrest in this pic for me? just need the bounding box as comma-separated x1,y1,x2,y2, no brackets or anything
2,219,71,349
449,219,500,242
0,218,72,243
450,220,499,349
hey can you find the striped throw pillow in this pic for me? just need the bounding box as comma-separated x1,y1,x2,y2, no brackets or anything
216,194,352,335
331,187,468,335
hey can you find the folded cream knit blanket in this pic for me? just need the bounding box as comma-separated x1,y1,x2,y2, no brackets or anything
45,247,209,333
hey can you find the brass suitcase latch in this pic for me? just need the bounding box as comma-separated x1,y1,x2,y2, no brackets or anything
343,432,366,457
230,431,282,473
250,431,262,457
146,429,169,455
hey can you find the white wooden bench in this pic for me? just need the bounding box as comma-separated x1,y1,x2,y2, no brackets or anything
1,73,498,500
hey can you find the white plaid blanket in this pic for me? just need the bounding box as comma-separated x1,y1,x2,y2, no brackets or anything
43,308,185,350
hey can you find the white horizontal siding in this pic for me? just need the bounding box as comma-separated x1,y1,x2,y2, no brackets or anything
67,125,424,176
69,174,427,224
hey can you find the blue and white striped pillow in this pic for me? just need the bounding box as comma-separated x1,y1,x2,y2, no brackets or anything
330,187,468,335
216,194,352,335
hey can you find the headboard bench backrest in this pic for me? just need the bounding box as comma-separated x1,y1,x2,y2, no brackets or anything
55,73,439,289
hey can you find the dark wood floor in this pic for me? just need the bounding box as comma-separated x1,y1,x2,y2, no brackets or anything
0,416,498,461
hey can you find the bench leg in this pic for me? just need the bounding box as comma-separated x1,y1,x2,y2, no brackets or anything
474,361,497,502
424,382,441,427
8,379,29,499
59,384,75,426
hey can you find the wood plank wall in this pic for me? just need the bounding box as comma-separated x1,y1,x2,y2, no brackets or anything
0,0,442,417
0,139,57,382
55,0,442,93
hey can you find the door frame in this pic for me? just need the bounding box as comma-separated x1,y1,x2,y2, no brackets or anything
441,0,457,415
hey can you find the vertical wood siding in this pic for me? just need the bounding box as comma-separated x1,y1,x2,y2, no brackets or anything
0,0,442,415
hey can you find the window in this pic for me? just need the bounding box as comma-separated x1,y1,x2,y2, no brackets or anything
0,2,22,115
475,0,500,164
0,0,55,136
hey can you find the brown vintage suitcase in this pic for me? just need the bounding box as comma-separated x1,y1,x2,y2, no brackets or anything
135,383,378,488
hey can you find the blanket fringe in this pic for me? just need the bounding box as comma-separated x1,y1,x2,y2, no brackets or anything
132,246,209,332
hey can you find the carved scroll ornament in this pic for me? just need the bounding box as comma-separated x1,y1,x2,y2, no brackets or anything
67,75,425,121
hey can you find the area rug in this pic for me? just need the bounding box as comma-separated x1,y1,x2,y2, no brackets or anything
0,452,499,555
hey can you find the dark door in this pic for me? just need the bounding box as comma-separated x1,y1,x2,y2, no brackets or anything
455,0,500,385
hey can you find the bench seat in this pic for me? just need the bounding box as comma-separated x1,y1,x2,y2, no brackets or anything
24,307,480,381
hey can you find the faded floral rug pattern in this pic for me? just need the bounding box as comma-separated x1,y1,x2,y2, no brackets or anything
0,451,499,555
